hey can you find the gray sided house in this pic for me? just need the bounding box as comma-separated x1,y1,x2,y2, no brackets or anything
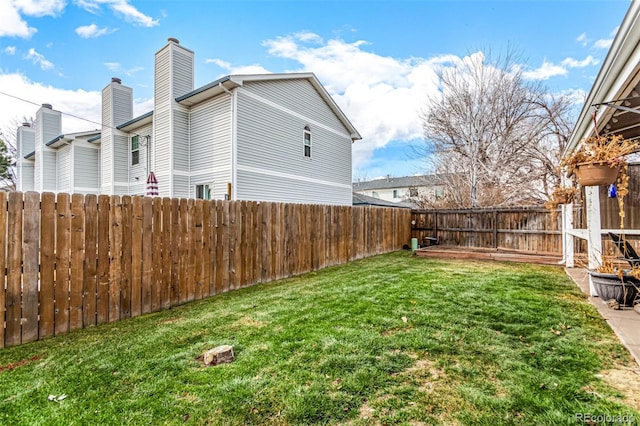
17,38,361,205
353,175,443,205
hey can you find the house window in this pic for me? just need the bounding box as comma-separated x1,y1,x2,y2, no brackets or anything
393,189,400,198
196,184,211,200
131,135,140,166
303,125,311,158
409,187,418,197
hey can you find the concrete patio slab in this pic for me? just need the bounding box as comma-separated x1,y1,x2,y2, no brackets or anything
565,267,640,367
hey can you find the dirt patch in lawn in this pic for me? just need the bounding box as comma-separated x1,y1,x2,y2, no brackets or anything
0,354,44,374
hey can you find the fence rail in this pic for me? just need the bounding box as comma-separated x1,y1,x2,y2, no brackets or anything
1,192,411,348
411,207,561,255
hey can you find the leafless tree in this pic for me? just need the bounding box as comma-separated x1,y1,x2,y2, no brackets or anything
418,49,576,208
0,116,35,190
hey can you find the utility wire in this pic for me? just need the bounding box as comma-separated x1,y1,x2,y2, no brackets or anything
0,90,125,132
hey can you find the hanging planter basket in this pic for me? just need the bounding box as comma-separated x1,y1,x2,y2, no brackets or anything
575,162,619,186
554,194,568,204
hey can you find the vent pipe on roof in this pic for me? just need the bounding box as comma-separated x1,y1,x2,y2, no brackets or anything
42,103,52,109
168,37,179,44
112,77,122,84
22,122,31,128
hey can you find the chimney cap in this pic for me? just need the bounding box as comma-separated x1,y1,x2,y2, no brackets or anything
168,37,179,44
42,103,52,109
112,77,122,84
22,122,31,128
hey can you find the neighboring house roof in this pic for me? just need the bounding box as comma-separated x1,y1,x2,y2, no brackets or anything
352,192,413,208
88,134,101,143
24,151,35,159
353,175,441,191
176,73,362,142
45,130,101,149
117,110,154,132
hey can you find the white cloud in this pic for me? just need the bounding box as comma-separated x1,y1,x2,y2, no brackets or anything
523,55,598,81
260,32,441,169
25,48,54,70
594,38,613,49
74,0,100,13
74,0,158,27
593,26,618,50
205,58,270,75
75,23,116,38
0,72,152,140
576,32,588,46
102,61,143,76
12,0,65,17
104,61,120,71
205,58,231,68
561,55,598,68
0,72,102,135
0,1,37,38
4,46,17,55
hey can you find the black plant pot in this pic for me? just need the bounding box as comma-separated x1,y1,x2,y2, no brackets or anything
589,271,639,307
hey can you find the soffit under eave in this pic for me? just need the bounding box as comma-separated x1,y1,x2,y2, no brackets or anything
596,62,640,141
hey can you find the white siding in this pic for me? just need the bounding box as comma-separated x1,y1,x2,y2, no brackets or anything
235,88,352,204
154,109,171,196
129,123,151,195
243,79,346,134
155,47,171,110
174,108,189,172
113,85,133,127
74,146,99,192
172,48,194,98
101,85,113,191
41,110,61,144
42,151,57,191
34,152,40,192
174,175,189,199
57,146,71,193
190,96,232,199
18,128,35,155
20,163,34,191
237,169,351,205
114,134,129,184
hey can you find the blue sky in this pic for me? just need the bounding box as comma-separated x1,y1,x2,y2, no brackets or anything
0,0,632,180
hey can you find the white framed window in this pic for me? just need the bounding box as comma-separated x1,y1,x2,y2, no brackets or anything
196,184,211,200
131,135,140,166
303,125,311,158
393,189,400,198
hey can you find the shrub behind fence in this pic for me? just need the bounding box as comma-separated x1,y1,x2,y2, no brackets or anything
1,192,411,348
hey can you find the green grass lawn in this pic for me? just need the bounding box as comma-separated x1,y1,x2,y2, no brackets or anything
1,252,639,425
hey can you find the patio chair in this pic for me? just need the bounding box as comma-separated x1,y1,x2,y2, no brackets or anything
608,232,640,268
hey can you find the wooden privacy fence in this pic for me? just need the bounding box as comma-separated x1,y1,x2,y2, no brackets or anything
1,192,411,348
411,207,561,255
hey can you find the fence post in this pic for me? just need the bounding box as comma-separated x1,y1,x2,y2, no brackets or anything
493,210,498,249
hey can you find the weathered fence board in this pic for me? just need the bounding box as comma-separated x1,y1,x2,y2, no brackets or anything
0,193,410,348
22,192,39,343
40,192,55,339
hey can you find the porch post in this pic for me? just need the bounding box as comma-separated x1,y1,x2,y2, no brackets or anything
585,186,601,296
562,203,575,268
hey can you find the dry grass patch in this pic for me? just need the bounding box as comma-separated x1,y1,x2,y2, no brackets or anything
598,366,640,409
